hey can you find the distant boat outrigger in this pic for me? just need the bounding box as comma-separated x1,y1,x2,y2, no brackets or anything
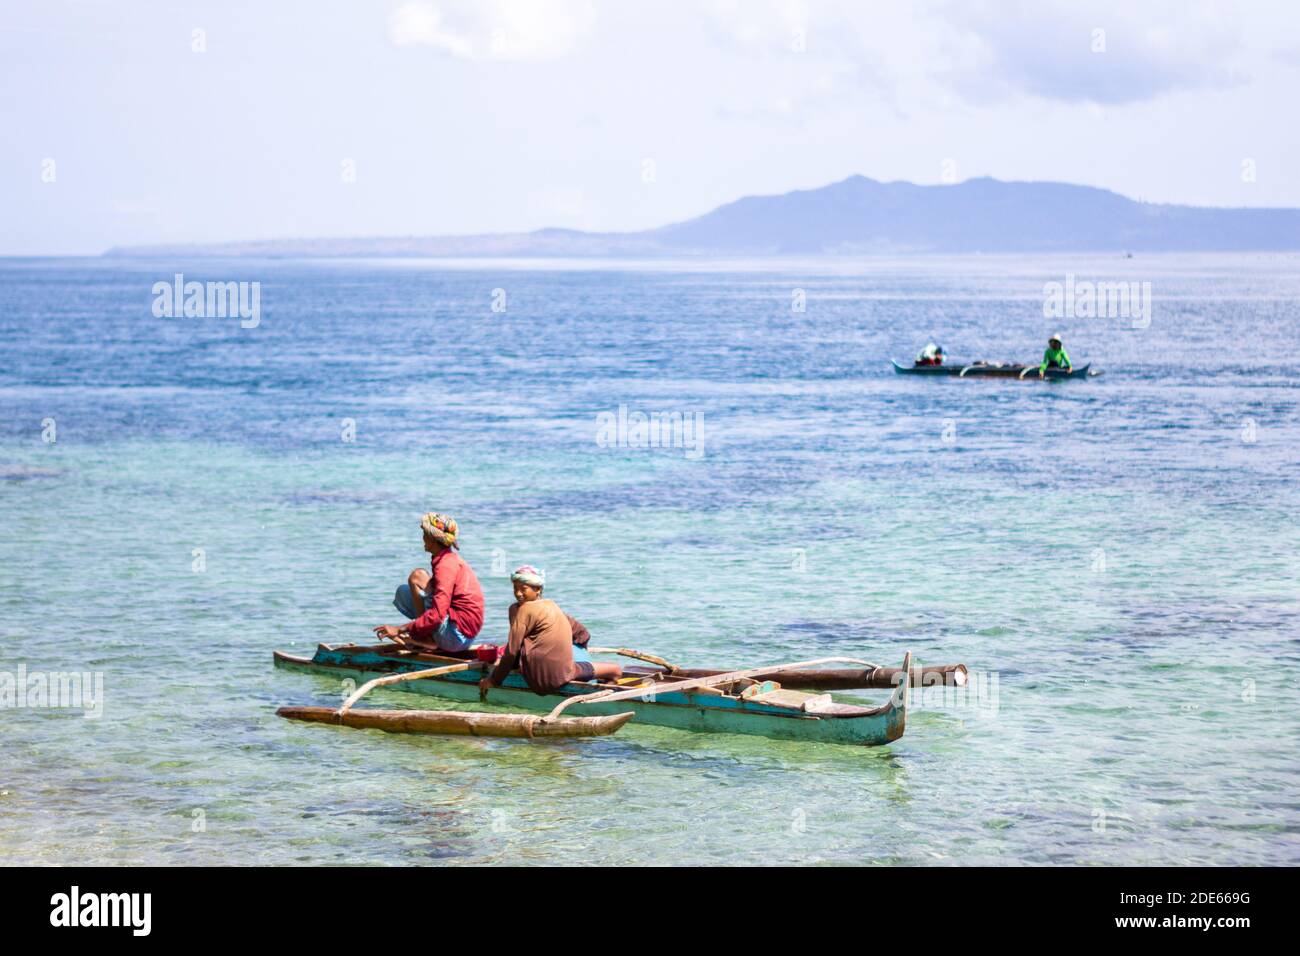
893,359,1098,379
895,334,1101,379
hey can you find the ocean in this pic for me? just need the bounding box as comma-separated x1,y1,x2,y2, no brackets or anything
1,253,1297,865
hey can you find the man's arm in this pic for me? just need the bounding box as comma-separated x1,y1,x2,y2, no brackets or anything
488,604,526,685
567,615,590,647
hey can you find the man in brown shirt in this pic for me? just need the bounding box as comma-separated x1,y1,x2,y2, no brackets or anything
481,566,621,697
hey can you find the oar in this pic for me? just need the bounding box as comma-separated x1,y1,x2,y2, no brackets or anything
541,655,892,722
586,646,681,673
339,661,482,716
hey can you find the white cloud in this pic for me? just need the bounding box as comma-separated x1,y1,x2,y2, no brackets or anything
389,0,596,61
696,1,961,118
943,0,1247,104
698,0,1255,111
702,0,810,54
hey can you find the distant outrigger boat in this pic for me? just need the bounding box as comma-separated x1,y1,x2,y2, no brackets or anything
893,359,1099,379
274,643,923,746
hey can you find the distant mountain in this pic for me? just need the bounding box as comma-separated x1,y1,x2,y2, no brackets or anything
104,175,1300,257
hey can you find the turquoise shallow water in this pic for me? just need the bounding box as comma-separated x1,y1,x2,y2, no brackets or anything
1,253,1298,865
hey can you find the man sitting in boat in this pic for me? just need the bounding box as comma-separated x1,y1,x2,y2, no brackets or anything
914,343,944,366
373,512,485,653
1038,334,1072,377
480,566,622,697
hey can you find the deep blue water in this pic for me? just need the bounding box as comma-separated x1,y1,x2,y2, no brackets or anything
1,253,1297,864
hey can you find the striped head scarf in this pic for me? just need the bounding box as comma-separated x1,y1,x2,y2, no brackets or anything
510,565,545,588
420,512,459,550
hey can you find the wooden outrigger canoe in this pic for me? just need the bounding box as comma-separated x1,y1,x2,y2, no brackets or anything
274,643,911,746
892,359,1098,379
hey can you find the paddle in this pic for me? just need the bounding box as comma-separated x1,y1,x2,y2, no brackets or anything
586,646,681,673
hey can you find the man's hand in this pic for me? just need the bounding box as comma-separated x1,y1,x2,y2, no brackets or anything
373,624,405,641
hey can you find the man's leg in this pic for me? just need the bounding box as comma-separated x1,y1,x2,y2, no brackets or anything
431,618,475,653
393,569,431,620
571,660,621,682
407,569,431,614
591,662,623,681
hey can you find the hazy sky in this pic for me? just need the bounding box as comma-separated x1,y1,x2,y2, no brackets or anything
4,0,1299,254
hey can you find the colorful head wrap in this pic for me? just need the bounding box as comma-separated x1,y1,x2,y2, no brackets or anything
420,512,459,550
510,565,545,588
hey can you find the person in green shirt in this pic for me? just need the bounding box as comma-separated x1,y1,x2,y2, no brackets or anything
1038,333,1071,377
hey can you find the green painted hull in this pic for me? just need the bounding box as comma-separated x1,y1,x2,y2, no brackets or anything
274,645,907,746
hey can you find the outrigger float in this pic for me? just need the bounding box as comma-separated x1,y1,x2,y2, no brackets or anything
274,642,966,746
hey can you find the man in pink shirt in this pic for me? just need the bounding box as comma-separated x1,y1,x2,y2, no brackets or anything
373,512,485,653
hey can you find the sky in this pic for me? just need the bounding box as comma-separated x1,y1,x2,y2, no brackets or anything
3,0,1299,255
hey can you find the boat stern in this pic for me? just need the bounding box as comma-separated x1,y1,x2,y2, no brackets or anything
885,651,911,742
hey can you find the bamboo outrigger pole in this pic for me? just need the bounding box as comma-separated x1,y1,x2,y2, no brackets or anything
339,662,481,715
